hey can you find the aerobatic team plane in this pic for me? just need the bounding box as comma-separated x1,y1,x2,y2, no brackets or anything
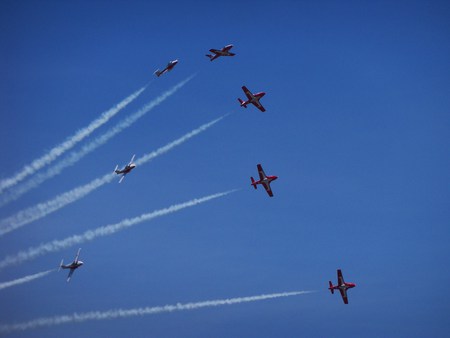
251,164,278,197
238,86,266,112
59,248,83,282
114,154,136,183
206,44,235,61
154,59,178,77
328,269,356,304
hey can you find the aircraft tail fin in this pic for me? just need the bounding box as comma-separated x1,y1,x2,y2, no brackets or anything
251,177,257,189
206,54,213,60
329,281,334,294
154,69,162,77
238,98,247,108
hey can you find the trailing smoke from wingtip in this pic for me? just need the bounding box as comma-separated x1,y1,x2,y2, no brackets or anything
0,269,54,291
0,189,237,270
0,76,195,207
0,290,314,334
0,85,147,195
0,110,224,237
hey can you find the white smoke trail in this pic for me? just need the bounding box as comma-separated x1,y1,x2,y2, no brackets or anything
0,290,313,334
0,269,54,291
0,190,236,270
0,113,225,237
0,76,194,207
0,86,147,194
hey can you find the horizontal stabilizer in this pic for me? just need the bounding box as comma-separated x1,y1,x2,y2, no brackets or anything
251,177,257,189
329,281,334,294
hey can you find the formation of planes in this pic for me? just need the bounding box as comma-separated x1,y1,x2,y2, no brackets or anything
57,44,356,304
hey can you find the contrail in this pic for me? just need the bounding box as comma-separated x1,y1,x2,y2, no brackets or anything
0,269,54,291
0,113,226,237
0,290,314,334
0,190,236,269
0,86,147,194
0,76,194,207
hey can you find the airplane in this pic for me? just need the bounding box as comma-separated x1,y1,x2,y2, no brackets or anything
328,269,356,304
251,164,278,197
238,86,266,112
206,44,235,61
59,248,83,282
114,154,136,183
154,59,179,77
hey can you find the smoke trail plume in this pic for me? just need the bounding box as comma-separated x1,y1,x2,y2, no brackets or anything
0,269,54,291
0,290,313,334
0,86,147,194
0,190,236,269
0,76,194,206
0,113,225,237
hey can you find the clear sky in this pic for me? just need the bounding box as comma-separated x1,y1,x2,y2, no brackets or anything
0,0,449,337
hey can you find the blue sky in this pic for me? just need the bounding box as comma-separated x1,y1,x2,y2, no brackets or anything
0,0,449,337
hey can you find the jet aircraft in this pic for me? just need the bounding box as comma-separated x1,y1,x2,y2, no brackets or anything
154,60,178,77
114,154,136,183
328,269,356,304
251,164,278,197
59,248,83,282
238,86,266,112
206,44,235,61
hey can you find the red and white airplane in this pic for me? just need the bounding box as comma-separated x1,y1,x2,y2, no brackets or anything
206,44,235,61
154,59,178,77
59,248,83,282
238,86,266,112
114,154,136,183
251,164,278,197
328,269,356,304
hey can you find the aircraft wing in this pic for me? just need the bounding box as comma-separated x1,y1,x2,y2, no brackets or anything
209,48,221,53
129,154,136,165
223,45,233,51
262,182,274,197
253,101,266,112
257,164,267,180
242,86,253,100
67,268,75,282
337,269,345,285
119,174,126,183
339,288,349,304
74,248,81,263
